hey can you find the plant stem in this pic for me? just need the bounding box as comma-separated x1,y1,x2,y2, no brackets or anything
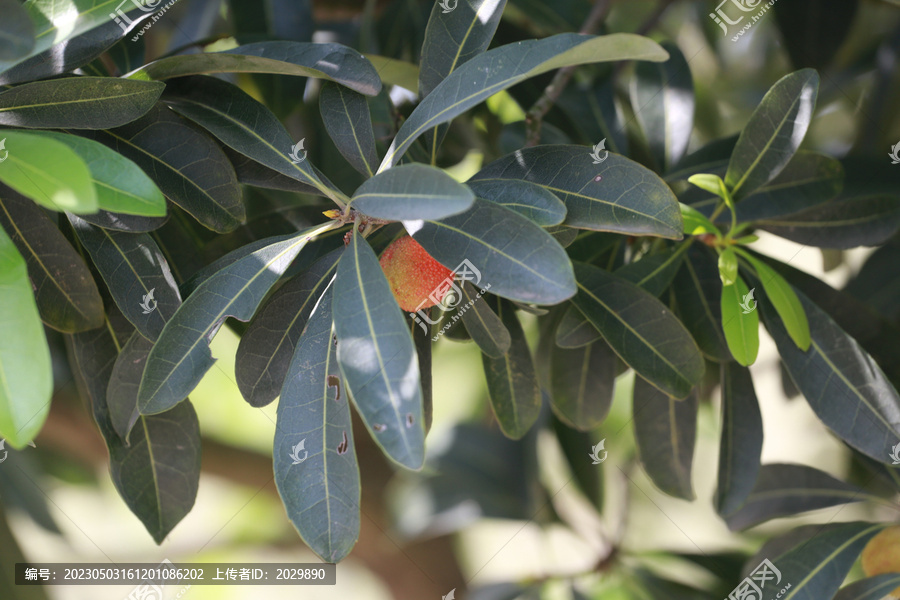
524,0,612,147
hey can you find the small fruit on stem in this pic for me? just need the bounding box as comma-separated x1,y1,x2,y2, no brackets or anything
379,236,452,311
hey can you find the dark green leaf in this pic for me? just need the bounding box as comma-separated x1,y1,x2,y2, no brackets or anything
715,362,763,517
138,224,337,415
615,242,689,297
633,376,698,499
834,574,900,600
756,196,900,249
76,211,168,233
550,339,616,430
81,103,244,233
725,69,819,200
735,152,844,222
319,82,379,177
130,42,382,96
163,76,344,205
726,464,868,531
552,417,603,509
774,522,884,600
481,299,541,439
0,77,163,129
412,198,576,305
672,245,730,361
333,226,424,470
33,132,166,217
0,0,35,62
554,306,601,349
665,135,737,182
236,248,342,407
107,331,153,441
721,275,759,366
774,0,859,70
350,163,474,221
0,191,104,332
572,262,705,399
472,145,683,238
466,179,566,226
761,287,900,465
0,130,97,213
0,224,51,447
68,214,181,341
458,283,510,358
275,286,360,562
380,34,668,167
630,41,694,172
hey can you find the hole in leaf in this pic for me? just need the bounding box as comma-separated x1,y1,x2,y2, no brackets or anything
336,431,349,455
327,375,341,402
373,424,386,432
405,413,414,428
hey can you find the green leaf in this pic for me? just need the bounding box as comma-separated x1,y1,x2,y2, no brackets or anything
236,249,342,407
138,224,337,415
0,77,163,129
761,287,900,465
735,152,844,222
0,0,35,62
680,202,718,236
163,75,344,204
718,247,738,286
774,0,859,71
715,362,763,517
725,69,820,200
129,42,382,96
333,225,424,470
458,283,510,358
614,242,690,297
481,299,541,439
68,319,200,545
665,134,737,182
68,214,181,342
672,245,730,361
466,180,566,226
550,340,616,430
720,275,759,366
107,331,153,441
350,164,474,221
552,417,603,509
633,377,698,500
81,103,243,233
471,145,683,239
834,574,900,600
775,522,884,600
363,54,419,94
0,130,97,213
630,41,694,172
0,191,104,332
0,225,51,448
725,464,868,531
31,132,166,217
380,34,668,168
688,173,729,202
412,198,576,305
319,82,379,177
738,251,810,350
572,262,705,399
554,306,601,349
755,196,900,249
275,286,360,562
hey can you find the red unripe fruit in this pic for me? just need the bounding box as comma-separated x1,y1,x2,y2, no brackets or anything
379,236,453,312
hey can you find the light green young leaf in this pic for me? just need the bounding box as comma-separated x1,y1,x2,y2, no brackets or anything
720,275,759,366
738,251,810,350
718,247,738,286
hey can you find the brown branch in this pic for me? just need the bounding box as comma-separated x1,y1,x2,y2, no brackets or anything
524,0,613,147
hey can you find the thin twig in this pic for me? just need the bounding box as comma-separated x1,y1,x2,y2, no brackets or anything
524,0,613,146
